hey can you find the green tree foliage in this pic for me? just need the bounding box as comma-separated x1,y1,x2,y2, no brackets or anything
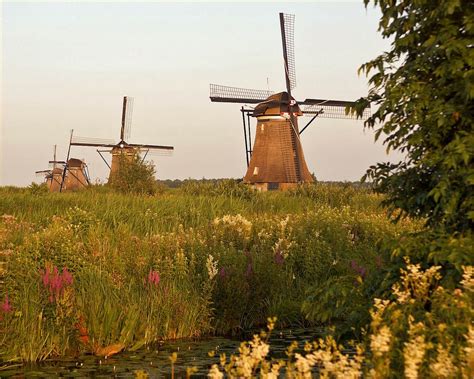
108,154,162,195
353,0,473,234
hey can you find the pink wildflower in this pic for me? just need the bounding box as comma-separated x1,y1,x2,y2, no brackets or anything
274,251,285,265
41,265,74,303
62,267,73,286
218,267,227,279
148,270,160,286
42,267,50,287
1,294,12,313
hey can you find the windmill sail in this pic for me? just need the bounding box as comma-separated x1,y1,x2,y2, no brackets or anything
210,84,273,104
70,135,116,147
280,13,296,93
302,100,371,119
121,96,134,141
127,142,174,155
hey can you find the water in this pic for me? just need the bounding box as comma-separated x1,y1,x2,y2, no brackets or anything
0,328,327,378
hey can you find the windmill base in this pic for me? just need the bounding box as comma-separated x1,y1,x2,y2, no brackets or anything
247,182,299,192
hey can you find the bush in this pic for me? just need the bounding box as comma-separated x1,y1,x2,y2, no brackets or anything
108,154,164,195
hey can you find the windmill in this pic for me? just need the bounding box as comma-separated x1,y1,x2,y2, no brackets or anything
210,13,370,191
69,96,174,182
35,145,63,192
35,144,90,192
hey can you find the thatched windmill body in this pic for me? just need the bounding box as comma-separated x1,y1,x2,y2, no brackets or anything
69,96,174,182
210,13,370,191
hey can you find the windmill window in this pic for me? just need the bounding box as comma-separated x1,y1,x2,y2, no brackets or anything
261,124,265,132
253,167,259,175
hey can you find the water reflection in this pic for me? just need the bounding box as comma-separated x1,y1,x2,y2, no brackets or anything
2,328,327,378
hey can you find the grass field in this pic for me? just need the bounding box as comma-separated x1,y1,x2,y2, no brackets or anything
0,182,421,362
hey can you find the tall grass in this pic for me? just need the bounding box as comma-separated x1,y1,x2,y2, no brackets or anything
0,182,421,362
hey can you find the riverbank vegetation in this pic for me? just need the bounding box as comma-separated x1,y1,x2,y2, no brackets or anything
0,182,413,362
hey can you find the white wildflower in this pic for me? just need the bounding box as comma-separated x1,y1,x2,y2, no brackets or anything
206,254,218,280
392,258,441,304
403,321,427,379
261,363,282,379
430,345,456,378
213,214,252,237
294,354,313,378
208,364,223,379
461,265,474,292
370,325,392,358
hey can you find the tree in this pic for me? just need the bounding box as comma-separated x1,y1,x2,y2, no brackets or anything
353,0,473,235
108,154,161,195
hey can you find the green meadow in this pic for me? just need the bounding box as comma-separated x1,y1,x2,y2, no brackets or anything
0,182,419,362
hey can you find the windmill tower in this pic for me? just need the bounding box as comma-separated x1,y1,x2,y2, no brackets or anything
69,96,173,182
210,13,370,191
62,158,90,191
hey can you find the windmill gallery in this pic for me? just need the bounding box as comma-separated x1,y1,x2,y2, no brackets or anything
39,13,368,192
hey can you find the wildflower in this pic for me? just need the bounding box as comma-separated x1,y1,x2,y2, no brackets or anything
62,267,73,286
41,265,74,303
1,294,12,313
208,364,223,379
148,270,160,286
403,320,427,379
430,345,456,378
350,260,366,278
218,267,227,279
370,325,392,357
206,254,218,280
461,265,474,292
213,214,252,237
274,251,284,265
392,259,441,304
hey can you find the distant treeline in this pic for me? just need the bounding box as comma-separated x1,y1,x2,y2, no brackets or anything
156,178,372,189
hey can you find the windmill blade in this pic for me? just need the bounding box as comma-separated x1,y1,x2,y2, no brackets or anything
70,135,116,148
280,13,296,93
121,96,134,141
301,99,371,120
35,169,52,175
127,143,174,155
210,84,273,104
141,149,174,157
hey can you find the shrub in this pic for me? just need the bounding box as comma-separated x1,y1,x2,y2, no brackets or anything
108,154,163,195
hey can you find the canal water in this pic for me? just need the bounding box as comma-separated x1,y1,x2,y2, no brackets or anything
1,328,327,378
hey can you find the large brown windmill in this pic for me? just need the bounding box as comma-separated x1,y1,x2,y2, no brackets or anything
210,13,370,191
69,96,174,182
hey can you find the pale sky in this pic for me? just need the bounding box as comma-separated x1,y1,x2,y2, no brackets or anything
1,1,398,186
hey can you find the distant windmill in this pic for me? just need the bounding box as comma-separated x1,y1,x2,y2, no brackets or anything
69,96,174,182
35,145,62,192
36,144,90,192
210,13,370,191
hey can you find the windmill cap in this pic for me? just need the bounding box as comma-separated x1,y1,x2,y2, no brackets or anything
67,158,86,167
52,167,63,175
253,92,302,117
